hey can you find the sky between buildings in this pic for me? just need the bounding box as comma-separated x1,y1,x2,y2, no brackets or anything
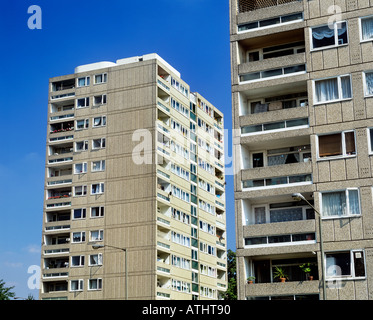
0,0,234,299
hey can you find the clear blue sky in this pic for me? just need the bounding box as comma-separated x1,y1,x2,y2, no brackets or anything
0,0,234,299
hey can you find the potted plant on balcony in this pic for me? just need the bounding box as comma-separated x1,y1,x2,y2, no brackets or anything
299,263,313,281
247,276,255,284
273,266,288,283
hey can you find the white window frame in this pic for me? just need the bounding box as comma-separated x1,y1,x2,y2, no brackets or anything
359,15,373,43
89,253,103,266
93,94,107,106
92,160,106,172
310,21,349,51
70,255,85,267
312,74,352,105
88,278,102,291
363,71,373,97
316,130,356,160
70,279,84,292
77,76,90,87
94,73,107,84
74,162,87,174
92,138,106,150
91,183,105,195
90,230,104,242
76,97,90,108
93,116,106,128
76,119,89,130
75,140,88,152
368,128,373,155
72,208,86,220
72,231,85,243
73,185,87,197
91,206,104,218
325,249,366,280
319,188,361,219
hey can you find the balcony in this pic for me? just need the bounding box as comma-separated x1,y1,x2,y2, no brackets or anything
44,232,70,246
51,79,75,92
49,142,73,157
237,0,301,13
46,209,71,222
50,120,74,135
47,187,72,201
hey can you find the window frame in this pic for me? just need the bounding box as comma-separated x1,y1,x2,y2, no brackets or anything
70,279,84,292
76,97,90,109
73,185,87,197
92,138,106,150
71,255,85,267
89,253,103,266
77,76,90,88
91,183,105,195
74,162,88,174
90,230,104,242
312,74,353,105
368,128,373,155
92,160,106,172
72,208,86,220
92,116,107,128
359,15,373,43
319,188,361,219
76,119,89,130
88,278,103,291
310,21,349,51
75,140,88,152
72,231,86,243
91,206,105,218
94,73,107,84
363,71,373,97
325,249,366,280
316,130,356,160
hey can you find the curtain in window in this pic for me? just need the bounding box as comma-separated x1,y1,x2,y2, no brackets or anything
362,17,373,40
315,78,338,102
94,118,101,126
322,191,346,216
348,189,360,215
365,72,373,96
340,76,352,99
318,133,342,157
254,207,266,224
270,207,303,223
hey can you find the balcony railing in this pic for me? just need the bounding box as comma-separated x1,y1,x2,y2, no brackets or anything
238,0,301,13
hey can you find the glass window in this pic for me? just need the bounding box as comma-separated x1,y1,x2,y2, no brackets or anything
314,75,352,103
361,16,373,41
312,21,348,49
326,251,365,278
321,189,360,217
364,72,373,96
318,131,356,158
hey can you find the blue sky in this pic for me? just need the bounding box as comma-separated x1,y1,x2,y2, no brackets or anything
0,0,234,299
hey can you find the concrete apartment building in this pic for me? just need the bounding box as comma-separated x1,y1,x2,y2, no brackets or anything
39,54,227,300
230,0,373,299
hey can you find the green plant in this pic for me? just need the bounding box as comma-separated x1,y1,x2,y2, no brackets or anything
273,267,288,280
247,276,255,282
299,263,312,274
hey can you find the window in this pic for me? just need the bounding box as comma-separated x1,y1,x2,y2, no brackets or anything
314,75,352,104
71,255,85,267
70,279,83,291
241,118,309,135
317,131,356,158
74,185,87,197
363,71,373,97
73,208,86,219
92,160,106,172
76,97,89,108
75,140,88,152
242,174,312,189
368,128,373,154
171,231,190,247
360,16,373,41
321,189,360,218
88,279,102,290
89,254,103,266
76,119,89,130
238,12,303,33
240,64,306,83
93,116,106,128
92,138,106,150
91,206,104,218
90,230,103,241
72,231,85,243
311,21,348,50
326,250,365,279
77,76,90,87
91,183,104,195
94,73,107,84
245,233,315,247
74,162,87,174
94,94,107,106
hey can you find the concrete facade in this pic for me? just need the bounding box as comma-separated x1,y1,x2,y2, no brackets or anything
40,54,227,300
230,0,373,299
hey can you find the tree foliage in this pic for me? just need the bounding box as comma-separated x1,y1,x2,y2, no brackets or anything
0,279,16,300
223,249,237,300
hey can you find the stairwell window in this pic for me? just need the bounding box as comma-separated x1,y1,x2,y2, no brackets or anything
313,75,352,104
311,21,348,50
320,189,360,218
317,131,356,159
